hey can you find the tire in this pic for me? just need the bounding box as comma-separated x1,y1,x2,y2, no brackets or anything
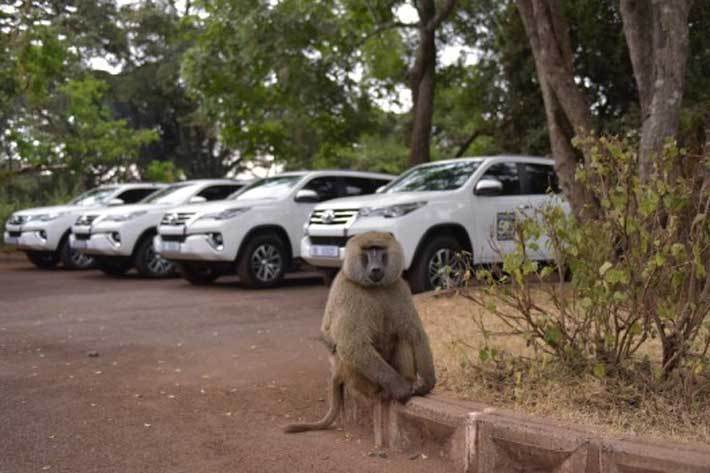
237,233,288,289
95,256,132,277
134,236,175,278
25,250,59,269
59,237,94,270
178,262,222,286
407,235,466,294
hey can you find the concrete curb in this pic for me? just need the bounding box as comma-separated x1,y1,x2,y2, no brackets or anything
344,394,710,472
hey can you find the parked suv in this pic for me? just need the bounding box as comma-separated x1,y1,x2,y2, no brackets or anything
71,179,246,278
4,183,164,270
302,156,569,293
155,170,394,288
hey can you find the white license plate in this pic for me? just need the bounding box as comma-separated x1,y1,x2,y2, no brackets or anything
310,245,339,258
162,241,180,252
5,236,18,245
73,239,87,249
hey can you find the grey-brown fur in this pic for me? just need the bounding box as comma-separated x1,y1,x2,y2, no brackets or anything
284,232,436,433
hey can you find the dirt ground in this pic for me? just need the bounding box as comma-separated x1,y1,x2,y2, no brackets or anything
0,258,449,473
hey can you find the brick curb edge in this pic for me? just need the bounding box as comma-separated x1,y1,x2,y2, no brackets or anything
343,393,710,472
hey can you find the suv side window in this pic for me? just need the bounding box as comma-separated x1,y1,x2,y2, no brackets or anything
522,163,560,194
302,176,340,202
117,188,159,203
342,177,389,196
198,185,243,201
481,162,521,195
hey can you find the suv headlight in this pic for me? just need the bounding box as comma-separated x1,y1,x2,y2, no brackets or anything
358,202,427,219
27,211,69,222
198,207,251,221
103,211,148,222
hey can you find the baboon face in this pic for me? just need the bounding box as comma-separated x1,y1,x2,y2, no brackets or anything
343,232,403,287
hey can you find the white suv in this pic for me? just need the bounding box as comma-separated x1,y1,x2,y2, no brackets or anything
302,156,569,293
4,184,163,270
155,170,394,288
71,179,245,278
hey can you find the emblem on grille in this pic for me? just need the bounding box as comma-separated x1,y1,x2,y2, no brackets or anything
321,209,336,224
166,213,178,225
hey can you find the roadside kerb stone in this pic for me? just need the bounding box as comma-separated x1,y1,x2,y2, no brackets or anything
342,394,710,473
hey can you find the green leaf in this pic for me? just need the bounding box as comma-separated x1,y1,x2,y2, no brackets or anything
599,261,613,276
593,363,606,379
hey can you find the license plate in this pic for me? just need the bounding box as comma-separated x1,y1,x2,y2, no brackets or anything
310,245,339,258
73,239,87,249
162,241,180,253
5,236,18,245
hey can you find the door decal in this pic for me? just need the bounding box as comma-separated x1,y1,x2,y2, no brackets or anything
496,212,516,241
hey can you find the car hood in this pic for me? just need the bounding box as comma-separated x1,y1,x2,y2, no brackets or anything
12,204,99,217
314,191,445,210
91,203,168,217
164,198,275,216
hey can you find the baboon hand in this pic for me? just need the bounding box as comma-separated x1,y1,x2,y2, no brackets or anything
383,378,414,403
413,378,434,396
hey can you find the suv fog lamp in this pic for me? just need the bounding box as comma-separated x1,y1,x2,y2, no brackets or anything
38,230,47,239
111,232,121,243
208,232,224,250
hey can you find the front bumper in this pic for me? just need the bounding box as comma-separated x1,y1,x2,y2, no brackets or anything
301,212,427,270
70,232,127,256
154,233,233,262
4,229,51,251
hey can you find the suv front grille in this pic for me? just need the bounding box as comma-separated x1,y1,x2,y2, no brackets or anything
161,212,196,225
309,209,359,225
74,232,90,240
8,231,21,237
161,234,186,243
310,236,351,247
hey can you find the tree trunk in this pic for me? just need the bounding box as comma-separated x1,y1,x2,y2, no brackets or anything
516,0,595,217
409,23,436,167
620,0,692,181
407,0,457,168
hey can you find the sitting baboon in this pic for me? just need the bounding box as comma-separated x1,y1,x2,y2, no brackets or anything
285,232,436,433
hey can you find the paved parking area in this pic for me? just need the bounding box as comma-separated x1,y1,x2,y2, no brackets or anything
0,259,448,473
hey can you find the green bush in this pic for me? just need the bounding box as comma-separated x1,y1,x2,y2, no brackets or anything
471,137,709,382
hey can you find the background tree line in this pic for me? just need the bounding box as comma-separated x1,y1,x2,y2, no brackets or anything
0,0,708,206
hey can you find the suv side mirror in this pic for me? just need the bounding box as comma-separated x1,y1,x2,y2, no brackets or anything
189,196,207,204
294,189,320,203
108,198,124,206
475,179,503,196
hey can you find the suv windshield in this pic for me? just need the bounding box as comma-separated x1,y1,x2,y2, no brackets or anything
70,187,118,206
232,175,304,201
384,160,481,192
142,183,195,205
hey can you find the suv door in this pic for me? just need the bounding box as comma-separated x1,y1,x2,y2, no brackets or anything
471,161,530,263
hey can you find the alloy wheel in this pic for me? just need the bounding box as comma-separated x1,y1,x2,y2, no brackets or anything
250,243,283,283
427,248,464,289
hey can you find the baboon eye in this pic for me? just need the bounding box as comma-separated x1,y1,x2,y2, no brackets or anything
361,254,368,268
382,253,388,265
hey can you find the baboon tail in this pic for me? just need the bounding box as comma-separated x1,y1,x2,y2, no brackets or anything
284,380,344,433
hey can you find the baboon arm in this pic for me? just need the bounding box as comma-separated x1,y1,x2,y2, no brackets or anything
320,333,337,353
413,334,436,395
339,340,409,393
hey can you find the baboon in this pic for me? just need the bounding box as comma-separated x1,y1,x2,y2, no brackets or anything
284,232,436,433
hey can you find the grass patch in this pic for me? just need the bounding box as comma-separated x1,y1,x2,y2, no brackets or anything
415,287,710,445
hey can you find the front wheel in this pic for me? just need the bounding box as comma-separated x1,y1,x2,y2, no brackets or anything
237,233,287,289
407,236,467,294
178,262,222,285
95,256,132,277
134,237,175,278
26,251,59,269
59,238,94,270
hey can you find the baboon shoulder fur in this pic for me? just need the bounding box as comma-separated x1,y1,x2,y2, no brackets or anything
285,232,436,433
